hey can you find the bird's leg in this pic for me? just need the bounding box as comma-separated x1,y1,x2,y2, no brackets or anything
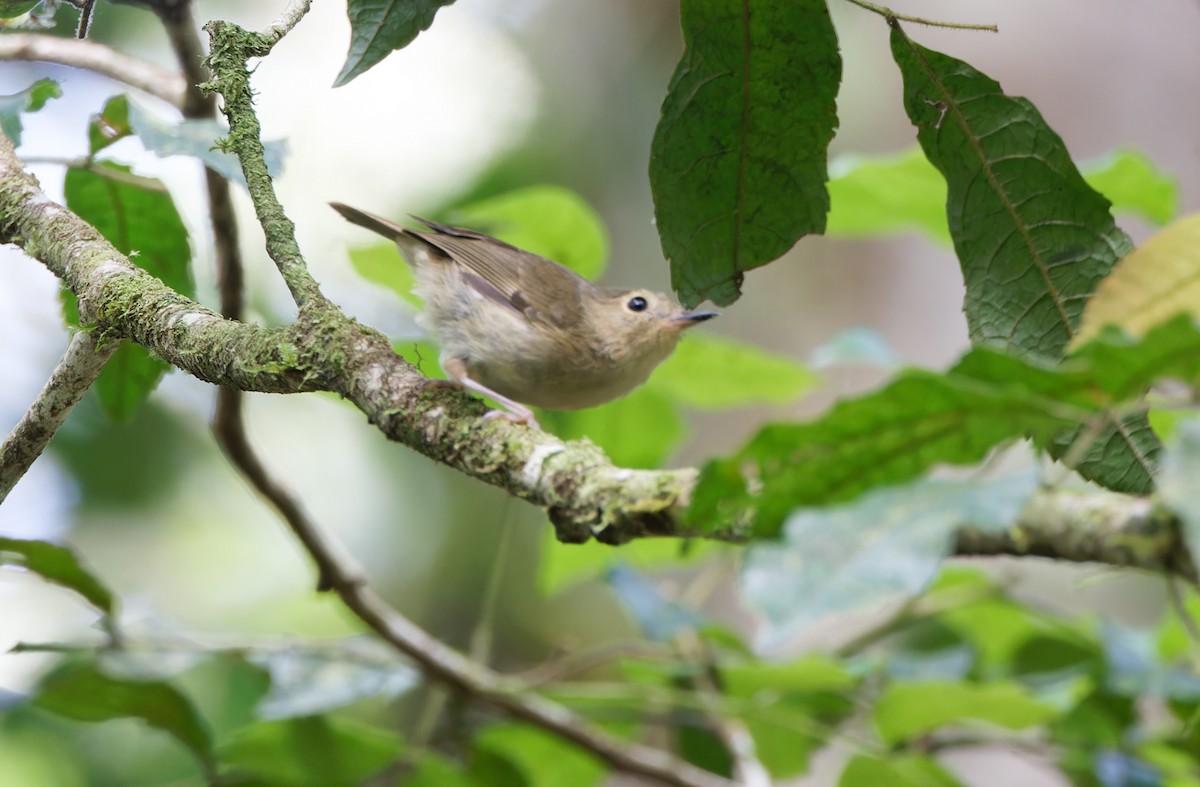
438,358,541,429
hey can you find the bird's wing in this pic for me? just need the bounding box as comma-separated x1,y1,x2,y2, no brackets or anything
409,217,589,329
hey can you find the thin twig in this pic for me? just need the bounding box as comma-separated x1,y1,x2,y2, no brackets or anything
20,156,169,191
516,639,674,688
262,0,312,45
201,20,330,311
842,0,999,32
678,632,771,787
75,0,98,38
0,33,185,107
1,332,115,503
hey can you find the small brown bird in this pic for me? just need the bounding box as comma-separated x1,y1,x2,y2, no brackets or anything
331,202,716,428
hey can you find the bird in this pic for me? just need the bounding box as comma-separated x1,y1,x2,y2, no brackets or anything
331,202,716,429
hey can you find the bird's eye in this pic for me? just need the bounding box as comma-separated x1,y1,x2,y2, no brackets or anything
627,296,648,312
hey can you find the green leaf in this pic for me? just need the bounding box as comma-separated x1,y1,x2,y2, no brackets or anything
0,537,115,615
651,0,841,307
394,339,445,379
825,147,1177,243
873,680,1057,745
250,639,418,720
826,148,950,241
692,314,1200,535
538,528,718,595
722,656,856,695
647,333,817,409
689,349,1082,535
64,163,193,420
219,716,401,787
0,77,61,146
349,241,421,307
840,754,962,787
125,99,287,186
722,656,857,777
1084,148,1179,226
473,723,605,787
1073,315,1200,401
1046,414,1158,496
407,752,476,787
0,0,42,19
91,342,171,422
452,185,609,281
742,471,1038,646
335,0,457,87
88,94,133,156
890,27,1132,359
542,387,685,469
34,660,215,773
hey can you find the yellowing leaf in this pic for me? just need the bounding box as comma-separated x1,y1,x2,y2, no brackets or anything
1075,212,1200,348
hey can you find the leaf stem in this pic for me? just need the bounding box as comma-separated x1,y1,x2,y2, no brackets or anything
841,0,998,32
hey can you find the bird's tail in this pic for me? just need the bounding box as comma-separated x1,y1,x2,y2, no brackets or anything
330,202,408,241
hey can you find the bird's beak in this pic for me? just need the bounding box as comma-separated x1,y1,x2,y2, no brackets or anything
673,310,718,328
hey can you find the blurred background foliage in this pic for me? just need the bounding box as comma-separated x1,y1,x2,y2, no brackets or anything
2,0,1200,785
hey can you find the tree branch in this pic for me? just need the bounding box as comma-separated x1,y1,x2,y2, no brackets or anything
201,20,329,311
0,33,186,108
954,488,1196,582
0,331,115,502
2,129,1193,566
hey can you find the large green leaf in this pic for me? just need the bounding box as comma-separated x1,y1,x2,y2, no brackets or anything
689,348,1085,536
741,471,1038,646
651,0,841,307
647,333,817,409
349,241,421,307
0,538,115,616
826,147,1177,242
0,77,60,146
890,27,1132,359
693,314,1200,536
538,528,718,595
1082,148,1179,226
34,660,215,774
335,0,457,86
473,723,605,787
64,163,194,421
0,1,42,18
542,387,685,470
219,716,401,786
840,754,962,787
872,680,1058,744
721,656,857,777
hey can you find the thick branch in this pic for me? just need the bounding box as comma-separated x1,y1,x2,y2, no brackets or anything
955,488,1196,582
0,34,185,108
